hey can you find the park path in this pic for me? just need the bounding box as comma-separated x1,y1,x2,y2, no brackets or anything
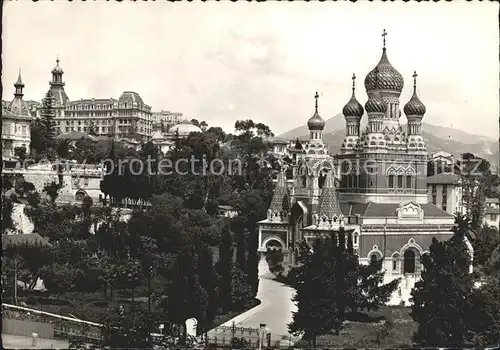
206,257,297,341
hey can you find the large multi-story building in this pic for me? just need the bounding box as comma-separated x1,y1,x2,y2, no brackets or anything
2,72,32,160
152,110,184,129
36,58,153,141
426,173,463,215
258,32,471,305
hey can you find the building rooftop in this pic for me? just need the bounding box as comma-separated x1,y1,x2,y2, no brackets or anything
339,201,453,218
55,131,98,142
426,173,460,185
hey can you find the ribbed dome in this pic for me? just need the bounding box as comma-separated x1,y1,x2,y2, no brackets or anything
364,48,404,94
404,91,426,116
365,91,387,114
343,92,364,118
404,72,426,116
308,91,325,130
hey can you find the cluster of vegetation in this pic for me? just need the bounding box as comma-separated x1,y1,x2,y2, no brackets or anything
284,216,499,348
286,228,400,347
2,116,281,347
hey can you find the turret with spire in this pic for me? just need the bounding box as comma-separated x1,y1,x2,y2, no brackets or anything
404,71,427,152
341,73,364,154
46,56,69,107
266,170,291,222
314,171,343,228
7,70,31,118
14,69,25,98
307,91,325,142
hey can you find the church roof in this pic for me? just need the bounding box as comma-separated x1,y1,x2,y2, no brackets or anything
339,202,453,218
317,172,342,219
269,171,290,212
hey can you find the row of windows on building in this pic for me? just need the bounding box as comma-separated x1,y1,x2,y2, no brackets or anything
2,124,29,137
339,174,416,189
431,184,448,212
67,103,148,110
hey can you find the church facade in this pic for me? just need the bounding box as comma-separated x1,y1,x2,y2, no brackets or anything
258,32,460,304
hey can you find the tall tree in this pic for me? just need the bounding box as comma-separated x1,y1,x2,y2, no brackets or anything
40,91,58,142
216,223,233,311
288,239,340,347
411,215,476,348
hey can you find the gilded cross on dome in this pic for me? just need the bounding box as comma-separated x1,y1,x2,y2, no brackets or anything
314,91,319,112
412,71,418,88
351,73,356,91
382,29,387,48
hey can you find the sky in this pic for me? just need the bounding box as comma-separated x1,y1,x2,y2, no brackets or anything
2,2,499,139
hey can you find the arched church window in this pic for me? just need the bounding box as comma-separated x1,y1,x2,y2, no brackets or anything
370,254,379,264
347,175,352,188
319,172,326,188
397,175,403,188
403,250,416,274
353,233,358,245
388,175,395,188
353,175,359,188
302,176,307,188
406,175,412,189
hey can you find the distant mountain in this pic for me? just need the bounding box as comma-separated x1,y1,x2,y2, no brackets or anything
279,113,499,169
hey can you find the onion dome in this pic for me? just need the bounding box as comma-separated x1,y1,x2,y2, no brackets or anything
307,91,325,130
404,71,426,116
364,30,404,94
52,57,64,74
365,91,387,114
342,73,364,118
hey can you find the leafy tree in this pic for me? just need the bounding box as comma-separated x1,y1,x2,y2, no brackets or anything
265,249,284,276
216,223,233,311
230,265,253,310
288,239,340,347
411,215,476,348
101,305,156,349
14,146,27,163
43,181,63,203
2,195,15,233
39,262,77,297
197,242,220,331
473,225,500,267
88,120,99,136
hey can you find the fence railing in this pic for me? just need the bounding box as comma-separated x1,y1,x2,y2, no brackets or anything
2,303,169,343
2,303,102,342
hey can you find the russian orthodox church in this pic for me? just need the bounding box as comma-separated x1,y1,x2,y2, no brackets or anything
258,31,466,304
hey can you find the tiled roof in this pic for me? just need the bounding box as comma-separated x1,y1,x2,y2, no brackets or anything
2,233,51,247
339,201,453,218
317,172,342,219
269,171,290,212
118,91,144,105
426,173,460,184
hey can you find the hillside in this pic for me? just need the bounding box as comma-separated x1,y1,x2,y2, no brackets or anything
279,113,498,168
